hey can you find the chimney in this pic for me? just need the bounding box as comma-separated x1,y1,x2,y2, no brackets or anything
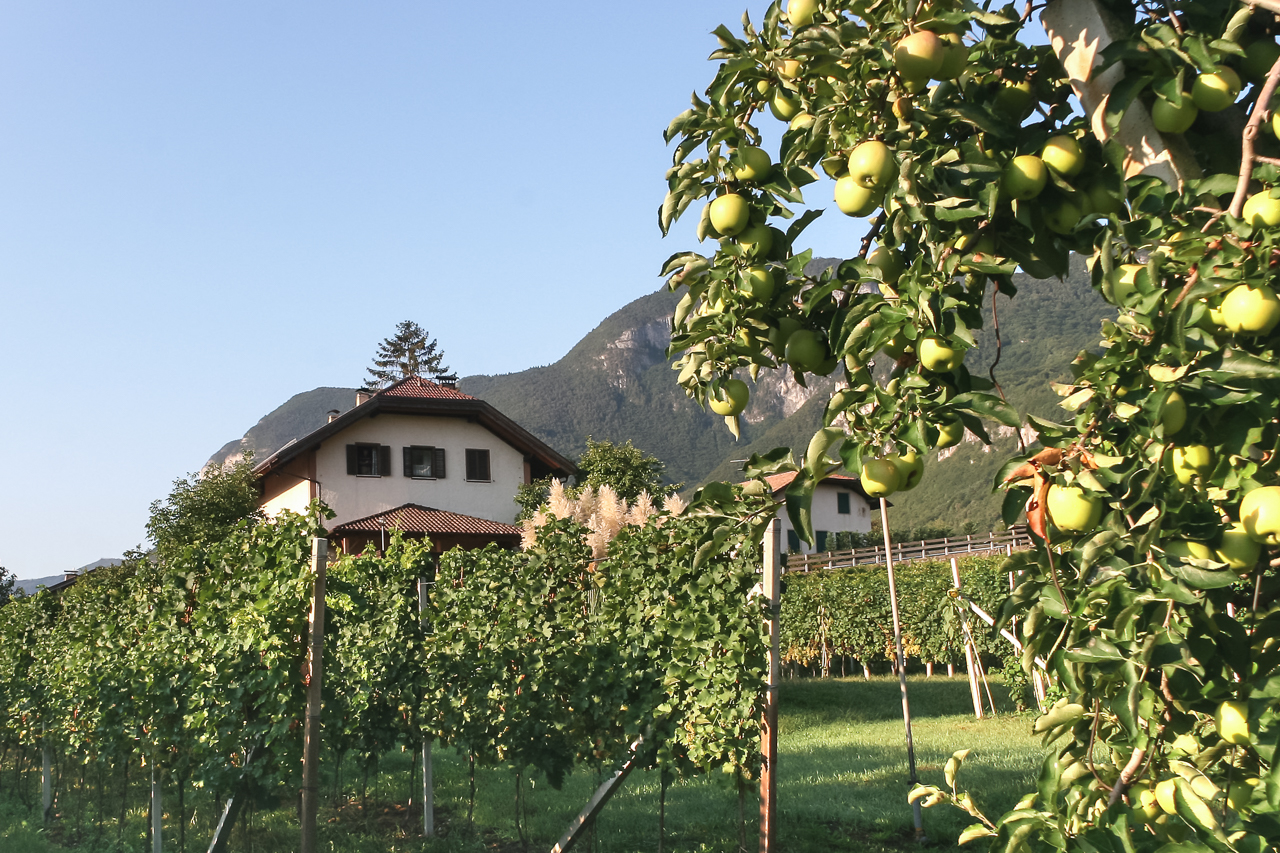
327,409,340,423
356,390,371,406
437,373,458,389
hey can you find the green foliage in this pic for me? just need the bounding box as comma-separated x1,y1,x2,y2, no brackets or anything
575,437,682,502
779,555,1013,671
665,0,1280,849
366,320,449,389
145,452,263,562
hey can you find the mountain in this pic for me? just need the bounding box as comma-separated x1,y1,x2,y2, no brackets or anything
209,256,1113,534
208,387,361,469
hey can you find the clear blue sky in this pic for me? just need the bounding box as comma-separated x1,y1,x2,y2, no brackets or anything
0,2,873,578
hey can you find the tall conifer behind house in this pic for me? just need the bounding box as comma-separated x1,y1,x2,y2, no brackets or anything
365,321,450,389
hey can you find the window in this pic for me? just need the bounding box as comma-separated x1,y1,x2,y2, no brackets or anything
837,492,851,515
786,529,800,553
465,448,491,482
346,443,391,477
816,530,828,552
404,446,446,479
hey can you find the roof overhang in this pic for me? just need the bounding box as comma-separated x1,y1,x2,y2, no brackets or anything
253,394,577,481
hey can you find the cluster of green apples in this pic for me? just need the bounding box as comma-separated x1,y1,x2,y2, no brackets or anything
1149,36,1280,135
858,448,924,498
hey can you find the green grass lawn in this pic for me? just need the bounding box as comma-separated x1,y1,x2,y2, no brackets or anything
0,676,1045,853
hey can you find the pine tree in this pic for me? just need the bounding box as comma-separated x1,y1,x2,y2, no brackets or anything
0,565,15,607
365,321,450,389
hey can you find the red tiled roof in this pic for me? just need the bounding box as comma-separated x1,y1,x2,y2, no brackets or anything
758,471,865,494
331,503,520,536
375,375,474,400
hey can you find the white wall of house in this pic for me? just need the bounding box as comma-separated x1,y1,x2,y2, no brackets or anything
776,483,874,556
262,413,528,527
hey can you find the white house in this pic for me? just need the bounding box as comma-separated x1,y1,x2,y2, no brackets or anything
758,471,877,557
254,375,576,554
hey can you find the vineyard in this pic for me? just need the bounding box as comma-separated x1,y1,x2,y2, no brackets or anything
0,491,1029,852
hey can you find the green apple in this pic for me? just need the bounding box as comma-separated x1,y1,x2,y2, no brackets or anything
1084,181,1122,216
1002,155,1048,200
733,146,773,182
1136,786,1160,821
1242,485,1280,545
777,59,802,80
886,449,925,491
1216,522,1262,572
860,458,902,497
935,415,964,449
708,194,749,236
1044,199,1082,235
1191,67,1241,112
1164,538,1215,562
787,0,818,27
935,33,967,80
1216,700,1250,745
1161,390,1187,435
1041,135,1084,177
1274,110,1280,140
835,176,882,216
1171,445,1213,485
1154,778,1179,815
741,265,775,302
918,336,963,371
848,140,897,189
737,223,774,256
894,31,945,83
1228,778,1259,812
1242,191,1280,227
1245,39,1280,80
789,112,815,131
784,329,827,372
867,245,904,284
993,80,1033,120
708,379,750,416
1110,264,1145,305
1152,96,1198,134
1046,484,1103,532
1219,283,1280,335
770,91,801,121
882,332,912,359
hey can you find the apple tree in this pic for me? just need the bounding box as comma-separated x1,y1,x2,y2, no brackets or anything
660,0,1280,848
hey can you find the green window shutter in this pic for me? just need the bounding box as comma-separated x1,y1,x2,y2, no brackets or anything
787,529,800,552
816,530,828,552
403,447,412,477
379,445,391,477
346,445,357,475
837,492,851,514
434,448,446,479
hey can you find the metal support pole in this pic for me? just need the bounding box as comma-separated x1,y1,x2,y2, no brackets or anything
882,499,925,842
952,558,984,720
418,575,434,838
300,536,328,853
759,518,780,853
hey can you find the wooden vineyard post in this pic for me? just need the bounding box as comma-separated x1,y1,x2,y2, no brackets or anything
41,725,51,824
152,762,163,853
300,536,328,853
418,575,434,838
760,517,780,853
882,499,925,841
952,558,984,720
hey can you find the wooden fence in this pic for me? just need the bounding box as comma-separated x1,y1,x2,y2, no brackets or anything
785,525,1032,573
